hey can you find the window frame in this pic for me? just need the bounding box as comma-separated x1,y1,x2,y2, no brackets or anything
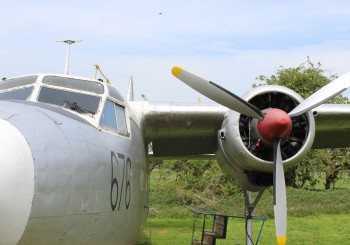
99,99,130,137
0,86,34,101
37,86,101,115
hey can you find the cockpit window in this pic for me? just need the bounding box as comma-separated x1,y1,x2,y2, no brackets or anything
0,76,37,90
38,87,100,115
0,87,33,100
0,76,37,101
100,100,117,129
100,100,129,136
115,103,128,135
43,76,104,94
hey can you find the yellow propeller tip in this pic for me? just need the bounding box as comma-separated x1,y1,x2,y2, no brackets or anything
277,236,286,245
171,66,182,78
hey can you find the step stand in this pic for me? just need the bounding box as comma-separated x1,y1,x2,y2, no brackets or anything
190,209,229,245
190,205,266,245
213,215,228,239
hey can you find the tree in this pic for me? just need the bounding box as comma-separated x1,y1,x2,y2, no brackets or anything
314,149,350,189
256,57,349,189
152,159,240,206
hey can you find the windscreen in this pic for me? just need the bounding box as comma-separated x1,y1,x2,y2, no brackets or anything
38,87,100,114
0,76,37,100
0,87,33,100
43,76,104,94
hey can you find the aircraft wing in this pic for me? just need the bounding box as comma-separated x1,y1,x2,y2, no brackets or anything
141,102,226,159
141,102,350,159
312,104,350,148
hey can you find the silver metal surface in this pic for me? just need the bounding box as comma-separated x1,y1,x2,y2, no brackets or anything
313,104,350,148
142,102,226,158
0,99,149,244
216,85,315,175
0,119,34,244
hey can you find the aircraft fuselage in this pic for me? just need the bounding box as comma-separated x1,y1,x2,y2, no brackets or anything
0,75,149,244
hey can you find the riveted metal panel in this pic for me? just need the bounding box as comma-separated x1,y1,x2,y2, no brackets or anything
0,101,148,245
142,102,226,158
313,104,350,148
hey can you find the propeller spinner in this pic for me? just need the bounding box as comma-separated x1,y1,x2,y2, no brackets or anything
171,66,350,245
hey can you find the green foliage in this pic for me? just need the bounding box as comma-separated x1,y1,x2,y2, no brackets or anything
284,162,318,189
149,164,350,219
144,171,350,243
256,58,333,97
255,57,349,104
165,160,240,196
145,162,350,244
313,149,350,189
149,160,240,216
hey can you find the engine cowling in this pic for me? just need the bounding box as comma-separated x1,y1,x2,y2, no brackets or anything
216,85,315,191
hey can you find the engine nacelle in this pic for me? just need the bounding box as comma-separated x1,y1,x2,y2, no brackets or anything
216,85,315,191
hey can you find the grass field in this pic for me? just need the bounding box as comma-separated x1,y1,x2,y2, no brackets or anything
137,170,350,244
139,214,350,245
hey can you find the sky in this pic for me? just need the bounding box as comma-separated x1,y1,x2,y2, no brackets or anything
2,0,350,102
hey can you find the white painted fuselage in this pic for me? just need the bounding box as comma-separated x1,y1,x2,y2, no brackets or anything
0,75,149,244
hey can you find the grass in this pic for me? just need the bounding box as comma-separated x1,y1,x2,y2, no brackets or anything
148,188,350,220
139,214,350,245
137,169,350,244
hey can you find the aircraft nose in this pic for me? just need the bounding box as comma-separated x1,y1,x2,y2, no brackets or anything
0,119,34,244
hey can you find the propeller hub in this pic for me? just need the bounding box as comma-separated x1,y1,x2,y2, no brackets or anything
257,108,292,142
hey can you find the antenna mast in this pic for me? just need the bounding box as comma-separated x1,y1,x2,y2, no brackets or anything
56,40,82,75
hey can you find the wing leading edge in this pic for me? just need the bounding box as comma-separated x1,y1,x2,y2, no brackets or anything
140,102,350,160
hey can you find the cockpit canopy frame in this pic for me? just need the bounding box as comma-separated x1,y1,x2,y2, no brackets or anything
0,74,130,137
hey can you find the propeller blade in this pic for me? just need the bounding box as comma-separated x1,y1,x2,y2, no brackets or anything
289,72,350,117
273,139,287,245
171,66,264,119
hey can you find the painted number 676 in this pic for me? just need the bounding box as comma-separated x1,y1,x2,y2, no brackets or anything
110,151,131,211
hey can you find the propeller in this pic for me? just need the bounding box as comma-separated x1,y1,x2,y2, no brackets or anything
171,66,350,245
273,139,287,245
289,72,350,117
171,66,264,120
258,108,291,245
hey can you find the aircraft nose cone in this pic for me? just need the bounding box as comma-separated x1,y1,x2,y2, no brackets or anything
0,119,34,244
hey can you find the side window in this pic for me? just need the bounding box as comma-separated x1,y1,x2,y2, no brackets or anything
115,104,128,136
100,99,129,136
100,100,117,130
